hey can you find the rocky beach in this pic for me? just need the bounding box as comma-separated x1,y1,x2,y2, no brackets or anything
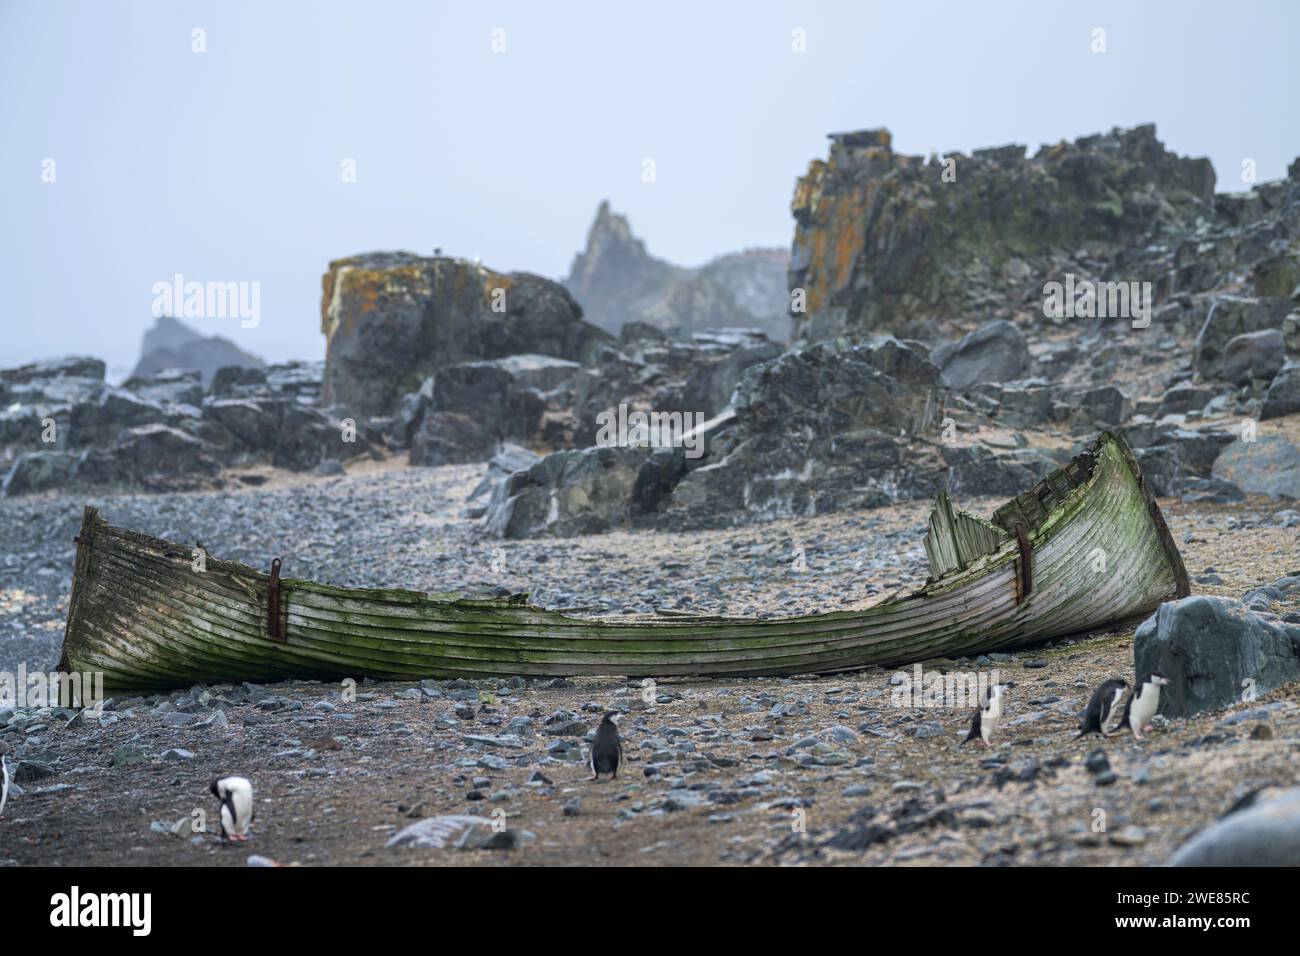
3,29,1300,872
1,449,1297,866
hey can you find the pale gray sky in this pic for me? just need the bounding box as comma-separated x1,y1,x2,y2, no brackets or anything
2,0,1298,374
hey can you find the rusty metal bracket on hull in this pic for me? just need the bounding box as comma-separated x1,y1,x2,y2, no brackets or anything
1014,525,1034,605
267,558,284,641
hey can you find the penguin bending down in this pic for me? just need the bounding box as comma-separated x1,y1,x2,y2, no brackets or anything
210,776,255,842
589,712,622,781
1078,679,1129,738
1122,672,1171,740
962,683,1007,747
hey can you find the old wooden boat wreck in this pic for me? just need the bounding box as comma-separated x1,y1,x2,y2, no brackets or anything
59,431,1189,690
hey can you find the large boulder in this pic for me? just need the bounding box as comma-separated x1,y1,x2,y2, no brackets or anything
431,361,546,442
1219,328,1286,385
664,337,947,526
931,321,1030,390
568,329,782,449
1133,595,1300,718
67,387,171,446
321,252,611,415
1193,295,1292,380
1,451,78,496
468,444,542,499
1125,426,1237,495
271,403,363,472
121,368,205,407
409,412,499,467
1169,789,1300,866
1261,361,1300,419
198,398,369,471
674,331,783,417
1212,434,1300,499
1156,382,1215,417
73,424,221,490
943,444,1059,498
1075,384,1130,426
969,380,1058,428
482,445,681,538
209,365,269,397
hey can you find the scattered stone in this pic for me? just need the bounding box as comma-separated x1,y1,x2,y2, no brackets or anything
1169,788,1300,866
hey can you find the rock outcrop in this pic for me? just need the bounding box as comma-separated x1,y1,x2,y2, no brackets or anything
132,316,263,386
1,354,372,495
321,252,611,416
564,202,791,341
482,337,949,536
789,125,1216,344
786,123,1300,431
1211,434,1300,499
1133,594,1300,718
1262,361,1300,419
932,320,1030,390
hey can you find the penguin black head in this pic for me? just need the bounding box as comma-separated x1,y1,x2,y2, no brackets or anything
209,778,224,799
601,711,620,726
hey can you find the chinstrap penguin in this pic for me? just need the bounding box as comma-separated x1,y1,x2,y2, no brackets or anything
1122,672,1171,739
0,752,9,818
1078,679,1128,738
210,776,255,842
589,712,622,781
962,683,1007,747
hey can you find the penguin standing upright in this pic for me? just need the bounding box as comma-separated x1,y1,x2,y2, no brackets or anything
0,743,10,816
1078,679,1129,738
1122,672,1171,740
589,712,622,781
210,776,255,842
962,683,1006,748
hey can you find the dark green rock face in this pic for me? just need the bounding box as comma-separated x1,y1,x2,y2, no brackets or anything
320,252,611,416
789,124,1217,343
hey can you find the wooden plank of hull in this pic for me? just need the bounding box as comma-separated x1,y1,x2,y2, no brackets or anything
58,431,1190,689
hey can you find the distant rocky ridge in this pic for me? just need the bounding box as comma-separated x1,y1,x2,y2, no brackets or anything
132,315,263,386
564,201,791,341
7,124,1300,527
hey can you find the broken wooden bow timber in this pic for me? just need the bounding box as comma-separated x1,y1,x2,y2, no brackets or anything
58,430,1189,690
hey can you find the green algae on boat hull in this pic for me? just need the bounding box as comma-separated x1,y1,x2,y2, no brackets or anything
59,431,1189,690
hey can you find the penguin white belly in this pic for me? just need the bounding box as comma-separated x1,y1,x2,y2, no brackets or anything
981,702,1002,743
228,788,253,836
1129,686,1158,731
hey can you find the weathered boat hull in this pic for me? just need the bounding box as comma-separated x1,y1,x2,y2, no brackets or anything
59,431,1188,690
